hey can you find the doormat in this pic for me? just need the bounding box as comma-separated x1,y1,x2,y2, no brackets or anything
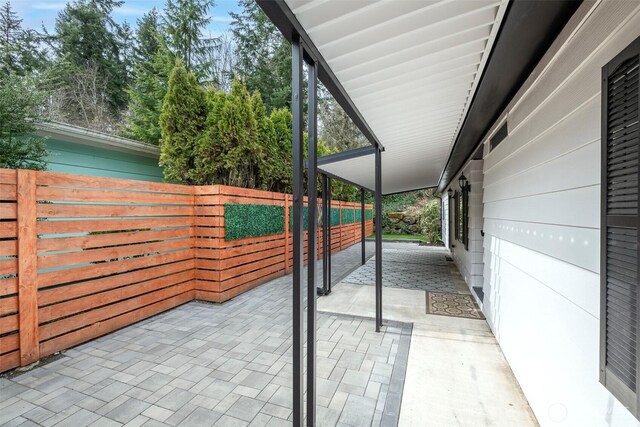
426,291,485,320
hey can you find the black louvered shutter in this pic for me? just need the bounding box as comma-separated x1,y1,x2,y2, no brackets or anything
601,35,640,416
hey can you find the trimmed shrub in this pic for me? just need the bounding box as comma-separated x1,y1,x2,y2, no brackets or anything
225,203,284,241
341,208,355,224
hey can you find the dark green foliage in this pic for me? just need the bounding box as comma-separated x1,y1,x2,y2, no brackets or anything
0,72,48,170
330,208,341,226
0,1,47,77
123,9,171,145
355,209,362,222
159,59,208,184
289,206,309,232
164,0,215,75
341,208,355,224
52,0,129,115
366,209,373,220
224,203,284,241
230,0,291,112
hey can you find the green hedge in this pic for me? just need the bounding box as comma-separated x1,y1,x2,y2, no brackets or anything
224,203,284,241
288,206,309,231
366,209,373,220
341,208,355,224
330,207,341,226
355,209,362,222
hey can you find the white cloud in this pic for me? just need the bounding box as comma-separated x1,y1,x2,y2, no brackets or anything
113,5,148,17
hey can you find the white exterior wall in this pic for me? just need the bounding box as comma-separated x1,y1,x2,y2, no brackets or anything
481,1,640,425
446,159,484,295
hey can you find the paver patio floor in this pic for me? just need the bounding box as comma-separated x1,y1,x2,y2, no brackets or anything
343,243,466,294
1,243,414,427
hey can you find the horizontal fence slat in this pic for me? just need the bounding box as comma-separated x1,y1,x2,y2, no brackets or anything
37,217,191,235
38,250,194,289
39,259,195,306
0,222,17,239
0,240,17,257
38,238,194,270
37,170,192,194
0,184,17,200
0,296,18,316
37,187,193,205
39,281,193,341
37,204,194,218
37,228,193,253
0,277,17,296
0,169,17,184
39,270,195,323
0,314,18,335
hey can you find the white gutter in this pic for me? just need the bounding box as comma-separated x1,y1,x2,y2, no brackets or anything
35,121,160,159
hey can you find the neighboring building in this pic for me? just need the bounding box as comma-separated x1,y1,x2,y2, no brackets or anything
36,122,162,182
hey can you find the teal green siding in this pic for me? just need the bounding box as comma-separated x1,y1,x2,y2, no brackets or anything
45,139,163,182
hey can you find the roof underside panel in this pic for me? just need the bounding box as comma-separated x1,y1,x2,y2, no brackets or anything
286,0,507,193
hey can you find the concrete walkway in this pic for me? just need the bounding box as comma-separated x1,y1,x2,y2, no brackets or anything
318,242,538,427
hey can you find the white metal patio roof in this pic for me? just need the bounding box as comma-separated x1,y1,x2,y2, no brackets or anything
288,0,508,194
259,0,582,194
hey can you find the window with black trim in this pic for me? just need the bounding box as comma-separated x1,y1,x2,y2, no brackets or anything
600,35,639,417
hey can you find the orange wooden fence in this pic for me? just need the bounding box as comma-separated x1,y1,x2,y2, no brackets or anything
0,169,373,372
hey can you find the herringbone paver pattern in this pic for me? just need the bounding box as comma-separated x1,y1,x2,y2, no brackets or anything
0,243,411,427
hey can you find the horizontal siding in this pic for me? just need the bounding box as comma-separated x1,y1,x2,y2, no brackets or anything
482,1,640,425
45,139,163,182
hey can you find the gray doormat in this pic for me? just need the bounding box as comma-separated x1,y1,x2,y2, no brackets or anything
426,291,485,320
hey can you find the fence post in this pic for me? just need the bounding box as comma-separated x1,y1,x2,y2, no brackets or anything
17,169,39,366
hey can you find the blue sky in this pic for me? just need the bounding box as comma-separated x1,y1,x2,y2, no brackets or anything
13,0,241,38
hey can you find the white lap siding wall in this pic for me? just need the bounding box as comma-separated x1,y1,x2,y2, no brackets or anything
448,160,485,299
480,1,640,425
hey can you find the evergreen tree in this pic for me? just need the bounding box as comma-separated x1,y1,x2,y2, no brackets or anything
51,0,128,123
216,80,263,188
0,1,46,77
230,0,291,112
0,73,48,170
124,10,173,145
263,108,292,192
159,59,208,184
164,0,215,75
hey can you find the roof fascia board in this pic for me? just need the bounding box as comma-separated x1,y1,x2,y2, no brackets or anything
36,121,160,158
437,0,582,192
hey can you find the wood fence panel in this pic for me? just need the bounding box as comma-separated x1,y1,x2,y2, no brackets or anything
0,168,375,372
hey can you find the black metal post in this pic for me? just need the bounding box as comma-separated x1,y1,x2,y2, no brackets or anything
320,174,329,295
306,58,318,427
375,148,382,332
361,188,366,265
327,177,332,293
291,34,304,427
